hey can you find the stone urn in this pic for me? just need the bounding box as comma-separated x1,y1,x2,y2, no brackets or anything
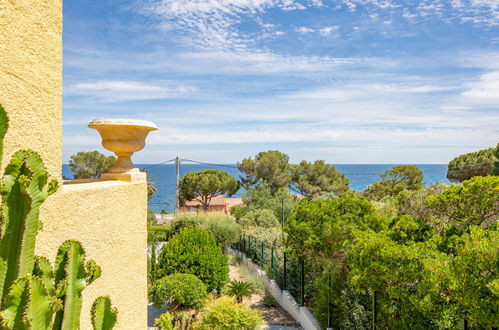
88,119,157,182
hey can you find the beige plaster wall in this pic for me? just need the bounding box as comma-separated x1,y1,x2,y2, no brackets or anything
0,1,148,329
0,0,63,181
38,181,148,329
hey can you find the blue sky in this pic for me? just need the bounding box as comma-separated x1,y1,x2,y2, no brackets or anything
63,0,499,164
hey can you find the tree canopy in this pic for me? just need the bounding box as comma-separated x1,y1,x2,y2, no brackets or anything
179,169,239,211
447,146,497,182
290,160,350,198
237,150,290,192
493,143,499,176
69,150,116,179
364,165,423,200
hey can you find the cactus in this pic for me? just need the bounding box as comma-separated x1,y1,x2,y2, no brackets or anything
1,275,62,329
0,149,59,300
91,296,118,330
0,104,8,166
52,240,102,330
0,105,117,329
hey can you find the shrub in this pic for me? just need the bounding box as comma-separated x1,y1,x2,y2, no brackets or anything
171,213,203,233
154,312,174,330
155,227,229,291
149,273,208,310
148,208,158,225
239,209,280,228
195,296,264,330
148,225,172,242
230,205,248,220
199,216,242,247
160,209,169,214
225,280,254,302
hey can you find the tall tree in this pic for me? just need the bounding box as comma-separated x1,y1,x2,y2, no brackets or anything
179,170,239,211
237,150,290,192
364,165,423,200
290,160,350,198
69,150,116,179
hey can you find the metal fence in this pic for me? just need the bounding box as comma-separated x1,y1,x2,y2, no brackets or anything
232,233,364,329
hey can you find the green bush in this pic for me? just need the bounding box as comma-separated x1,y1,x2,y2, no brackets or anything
239,209,280,228
149,273,207,310
148,225,172,242
155,227,229,291
199,216,242,247
230,205,248,220
171,213,242,247
195,296,264,330
148,208,157,225
171,213,203,233
447,146,496,182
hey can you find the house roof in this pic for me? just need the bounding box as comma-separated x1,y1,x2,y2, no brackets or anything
183,194,226,206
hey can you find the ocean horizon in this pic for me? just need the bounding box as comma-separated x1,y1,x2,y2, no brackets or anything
62,163,450,213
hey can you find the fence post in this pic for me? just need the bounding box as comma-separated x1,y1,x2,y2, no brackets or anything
372,290,377,330
283,251,287,290
300,258,305,306
462,319,468,330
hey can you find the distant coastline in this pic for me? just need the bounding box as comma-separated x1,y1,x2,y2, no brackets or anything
62,163,450,213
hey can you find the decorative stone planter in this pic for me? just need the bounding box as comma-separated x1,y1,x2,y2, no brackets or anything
88,119,158,182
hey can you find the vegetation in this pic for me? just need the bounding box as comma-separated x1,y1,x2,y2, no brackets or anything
68,150,116,179
155,228,229,291
237,150,291,192
225,280,254,302
238,209,280,228
148,225,172,243
493,143,499,175
0,106,117,329
241,184,294,223
179,169,239,211
364,165,423,200
199,215,242,247
282,174,499,328
290,160,350,198
149,273,208,310
194,296,264,330
171,213,242,247
447,146,497,182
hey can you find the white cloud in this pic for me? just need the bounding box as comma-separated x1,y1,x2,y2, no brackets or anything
68,80,196,102
296,26,314,34
319,26,340,36
462,71,499,101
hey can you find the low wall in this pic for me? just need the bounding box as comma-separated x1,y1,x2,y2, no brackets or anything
226,247,322,330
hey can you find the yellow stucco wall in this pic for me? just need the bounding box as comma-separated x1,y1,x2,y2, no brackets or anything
0,1,148,329
38,181,148,329
0,0,63,181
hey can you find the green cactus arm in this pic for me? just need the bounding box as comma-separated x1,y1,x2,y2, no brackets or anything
52,240,102,330
0,276,30,329
27,276,61,330
0,150,56,300
91,296,118,330
33,256,56,297
0,104,8,167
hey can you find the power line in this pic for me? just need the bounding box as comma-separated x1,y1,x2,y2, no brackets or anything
180,159,238,169
142,158,176,169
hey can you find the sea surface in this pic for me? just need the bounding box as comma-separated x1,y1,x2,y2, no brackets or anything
62,164,450,213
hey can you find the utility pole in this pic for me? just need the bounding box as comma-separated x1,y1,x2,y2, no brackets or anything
175,156,180,213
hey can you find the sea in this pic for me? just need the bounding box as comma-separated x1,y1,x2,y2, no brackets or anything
62,164,450,213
